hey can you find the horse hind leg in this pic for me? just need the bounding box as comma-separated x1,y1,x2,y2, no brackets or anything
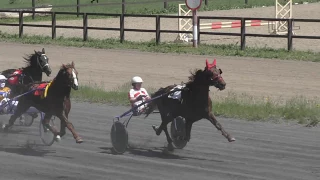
184,119,193,142
59,119,67,137
42,113,62,142
162,123,174,151
3,102,31,130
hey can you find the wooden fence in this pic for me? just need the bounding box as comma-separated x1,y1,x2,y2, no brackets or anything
0,10,320,51
9,0,259,19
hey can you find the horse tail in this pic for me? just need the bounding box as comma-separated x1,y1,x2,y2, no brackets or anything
144,87,167,118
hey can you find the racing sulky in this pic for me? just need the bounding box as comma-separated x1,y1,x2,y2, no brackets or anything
2,61,83,144
144,59,235,151
0,48,52,98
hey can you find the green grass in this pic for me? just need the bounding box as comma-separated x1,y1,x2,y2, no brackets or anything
71,82,320,126
1,0,320,23
0,31,319,62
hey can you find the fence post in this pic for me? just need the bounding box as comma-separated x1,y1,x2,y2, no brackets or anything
77,0,80,17
32,0,35,20
83,13,88,41
122,0,126,14
287,18,293,51
156,15,160,44
19,11,23,38
120,14,125,43
240,18,246,50
52,12,56,39
245,0,248,5
197,16,200,45
164,0,168,9
205,0,208,6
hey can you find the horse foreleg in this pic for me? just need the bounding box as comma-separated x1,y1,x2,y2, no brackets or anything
57,114,83,144
152,111,168,136
208,113,235,142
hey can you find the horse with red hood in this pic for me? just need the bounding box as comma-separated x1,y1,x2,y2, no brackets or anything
144,59,235,151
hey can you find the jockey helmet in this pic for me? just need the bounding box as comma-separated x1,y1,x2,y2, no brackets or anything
131,76,143,84
0,75,7,88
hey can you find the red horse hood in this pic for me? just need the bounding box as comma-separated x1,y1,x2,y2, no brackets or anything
7,69,23,85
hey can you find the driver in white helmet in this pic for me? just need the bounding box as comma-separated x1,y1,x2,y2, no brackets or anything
128,76,151,115
0,75,14,114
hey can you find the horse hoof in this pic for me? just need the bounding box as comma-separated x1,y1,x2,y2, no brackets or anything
228,137,236,142
59,131,66,137
152,125,158,131
76,137,83,144
183,136,190,142
55,135,61,142
167,143,174,151
2,124,11,131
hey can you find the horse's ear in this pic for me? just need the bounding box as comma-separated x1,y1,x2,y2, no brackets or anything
219,68,223,74
212,59,216,67
62,64,67,69
34,50,38,55
71,61,75,67
42,48,45,54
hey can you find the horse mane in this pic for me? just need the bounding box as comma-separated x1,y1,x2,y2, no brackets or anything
22,53,38,69
60,63,74,70
186,68,204,85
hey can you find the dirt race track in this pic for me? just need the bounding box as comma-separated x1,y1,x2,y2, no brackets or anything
1,3,320,52
0,103,320,180
0,40,320,179
1,42,320,100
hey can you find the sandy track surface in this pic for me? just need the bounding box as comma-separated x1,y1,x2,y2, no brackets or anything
1,42,320,101
1,3,320,52
0,102,319,180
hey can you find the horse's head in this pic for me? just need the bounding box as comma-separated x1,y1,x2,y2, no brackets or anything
29,48,52,76
58,61,79,90
204,59,226,90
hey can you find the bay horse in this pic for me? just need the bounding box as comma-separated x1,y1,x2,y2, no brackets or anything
0,48,52,98
2,61,83,144
144,59,235,151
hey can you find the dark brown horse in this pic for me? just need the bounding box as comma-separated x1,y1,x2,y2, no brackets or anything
0,48,52,98
144,59,235,151
2,61,83,144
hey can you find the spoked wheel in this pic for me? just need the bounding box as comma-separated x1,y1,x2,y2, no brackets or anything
170,116,188,149
110,121,128,154
20,113,37,127
39,116,56,146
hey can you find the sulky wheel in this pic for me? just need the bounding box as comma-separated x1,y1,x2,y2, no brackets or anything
110,121,128,154
39,115,56,146
170,116,188,149
20,113,38,127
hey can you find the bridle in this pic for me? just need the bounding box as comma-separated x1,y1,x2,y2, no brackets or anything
207,68,224,88
60,67,78,88
37,54,50,72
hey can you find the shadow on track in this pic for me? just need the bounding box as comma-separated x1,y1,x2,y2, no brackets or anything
99,146,187,160
0,142,54,157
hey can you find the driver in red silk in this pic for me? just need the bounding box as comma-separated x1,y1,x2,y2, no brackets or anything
128,76,151,115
